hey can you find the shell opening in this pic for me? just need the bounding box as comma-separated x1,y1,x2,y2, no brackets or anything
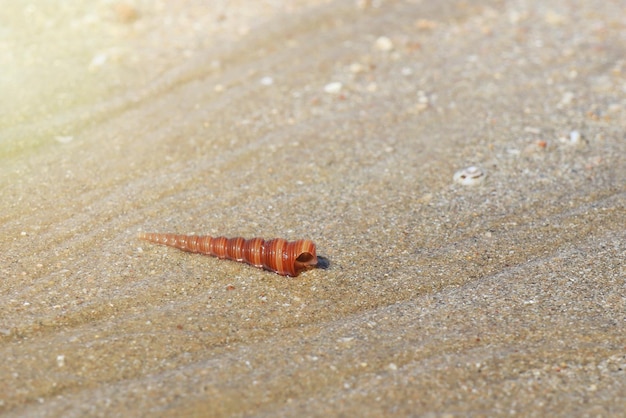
296,252,316,264
294,252,318,274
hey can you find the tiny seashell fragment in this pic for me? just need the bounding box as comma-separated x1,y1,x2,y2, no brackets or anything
324,82,343,94
113,2,139,24
569,130,581,144
260,76,274,86
558,130,583,145
415,18,438,30
374,36,394,51
55,136,74,144
453,166,486,186
88,53,107,70
349,62,365,73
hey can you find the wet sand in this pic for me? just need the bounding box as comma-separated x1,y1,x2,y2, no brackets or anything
1,0,625,416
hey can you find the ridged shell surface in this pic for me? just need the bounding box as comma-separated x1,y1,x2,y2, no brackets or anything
139,233,318,277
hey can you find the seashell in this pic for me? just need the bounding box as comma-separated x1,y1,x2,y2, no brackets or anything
569,130,581,144
139,233,318,277
453,166,486,186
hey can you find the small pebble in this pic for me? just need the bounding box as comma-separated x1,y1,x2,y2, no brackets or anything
374,36,394,51
260,76,274,86
569,130,581,144
453,166,486,186
324,82,343,94
88,53,107,70
417,90,429,104
113,2,139,24
415,18,438,30
56,355,65,368
349,62,365,73
55,136,74,144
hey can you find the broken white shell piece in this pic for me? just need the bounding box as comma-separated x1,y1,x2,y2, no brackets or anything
324,82,343,94
569,130,581,144
453,166,486,186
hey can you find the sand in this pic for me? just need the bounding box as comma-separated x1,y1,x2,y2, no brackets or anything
1,0,625,416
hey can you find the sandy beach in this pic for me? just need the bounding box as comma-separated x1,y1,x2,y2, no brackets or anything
1,0,625,416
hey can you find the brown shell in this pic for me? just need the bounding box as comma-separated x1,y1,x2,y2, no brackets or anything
139,233,318,277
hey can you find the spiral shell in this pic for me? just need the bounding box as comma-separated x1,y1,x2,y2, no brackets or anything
453,166,486,186
139,233,318,277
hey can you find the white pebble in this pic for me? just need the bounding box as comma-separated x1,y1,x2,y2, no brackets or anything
374,36,394,51
88,53,107,69
260,76,274,86
56,355,65,368
417,90,429,104
55,136,74,144
324,82,343,94
349,62,365,73
453,166,486,186
569,130,581,144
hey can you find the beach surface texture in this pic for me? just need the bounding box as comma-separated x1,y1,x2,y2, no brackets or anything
1,0,625,416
